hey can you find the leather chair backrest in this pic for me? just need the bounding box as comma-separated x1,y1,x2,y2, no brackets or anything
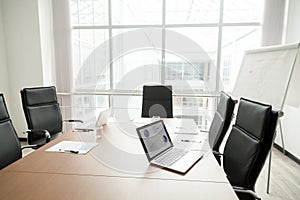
142,85,173,118
0,94,22,170
208,91,236,151
20,86,63,135
223,98,278,190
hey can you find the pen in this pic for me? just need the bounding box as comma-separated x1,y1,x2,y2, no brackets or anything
73,128,94,132
59,149,79,154
181,139,201,143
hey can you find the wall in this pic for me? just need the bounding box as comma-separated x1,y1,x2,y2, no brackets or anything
285,0,300,43
38,0,56,86
1,0,44,136
279,0,300,159
0,1,10,102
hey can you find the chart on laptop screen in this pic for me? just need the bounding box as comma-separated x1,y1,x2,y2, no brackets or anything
139,121,172,158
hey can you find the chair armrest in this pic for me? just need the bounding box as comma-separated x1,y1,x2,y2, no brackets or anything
26,129,51,140
21,144,39,150
212,150,223,165
212,150,223,156
232,186,261,200
24,129,51,147
63,119,83,123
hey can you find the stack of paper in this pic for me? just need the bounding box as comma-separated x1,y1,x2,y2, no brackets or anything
46,141,98,154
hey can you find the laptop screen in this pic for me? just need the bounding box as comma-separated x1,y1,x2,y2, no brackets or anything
136,120,173,161
96,108,111,127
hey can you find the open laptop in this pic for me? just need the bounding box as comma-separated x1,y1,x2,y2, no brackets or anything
75,109,111,131
136,120,203,174
95,108,111,127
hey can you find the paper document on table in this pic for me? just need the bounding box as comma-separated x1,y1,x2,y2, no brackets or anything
46,141,99,154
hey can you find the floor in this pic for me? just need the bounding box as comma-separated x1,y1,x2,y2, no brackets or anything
256,148,300,200
21,142,300,199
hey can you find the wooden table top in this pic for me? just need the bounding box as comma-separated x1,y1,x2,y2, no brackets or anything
0,118,238,200
0,171,238,200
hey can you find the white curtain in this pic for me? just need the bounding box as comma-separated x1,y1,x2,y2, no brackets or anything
51,0,73,127
261,0,286,46
52,0,73,92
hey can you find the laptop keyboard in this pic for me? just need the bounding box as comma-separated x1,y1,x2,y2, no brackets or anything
155,148,187,166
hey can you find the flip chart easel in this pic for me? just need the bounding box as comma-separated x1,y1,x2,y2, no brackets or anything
232,43,300,193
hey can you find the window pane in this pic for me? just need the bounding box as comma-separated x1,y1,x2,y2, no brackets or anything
223,0,264,23
166,0,220,24
112,29,162,90
173,97,215,130
111,0,162,25
220,26,261,91
70,95,109,121
112,96,142,121
165,28,219,93
70,0,109,26
72,29,110,91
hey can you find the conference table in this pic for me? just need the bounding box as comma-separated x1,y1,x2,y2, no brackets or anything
0,118,238,200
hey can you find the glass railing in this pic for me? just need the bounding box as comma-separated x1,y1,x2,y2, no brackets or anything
57,92,219,132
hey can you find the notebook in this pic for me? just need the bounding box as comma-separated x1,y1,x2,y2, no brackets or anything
136,120,203,174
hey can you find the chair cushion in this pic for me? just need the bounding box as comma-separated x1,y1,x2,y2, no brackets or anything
208,92,236,151
236,98,272,140
217,92,231,117
142,100,172,118
0,95,9,121
28,104,62,134
142,85,173,118
0,120,22,170
143,85,172,100
208,111,225,149
223,126,259,187
22,86,57,106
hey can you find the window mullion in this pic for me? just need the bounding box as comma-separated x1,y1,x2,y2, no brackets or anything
108,0,113,91
216,0,225,92
108,0,113,107
161,0,166,84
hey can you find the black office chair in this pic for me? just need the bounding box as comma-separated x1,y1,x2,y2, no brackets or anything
0,94,48,170
222,98,278,200
209,91,237,164
142,85,173,118
20,86,82,146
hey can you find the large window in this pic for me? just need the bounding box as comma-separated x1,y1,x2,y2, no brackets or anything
69,0,263,128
